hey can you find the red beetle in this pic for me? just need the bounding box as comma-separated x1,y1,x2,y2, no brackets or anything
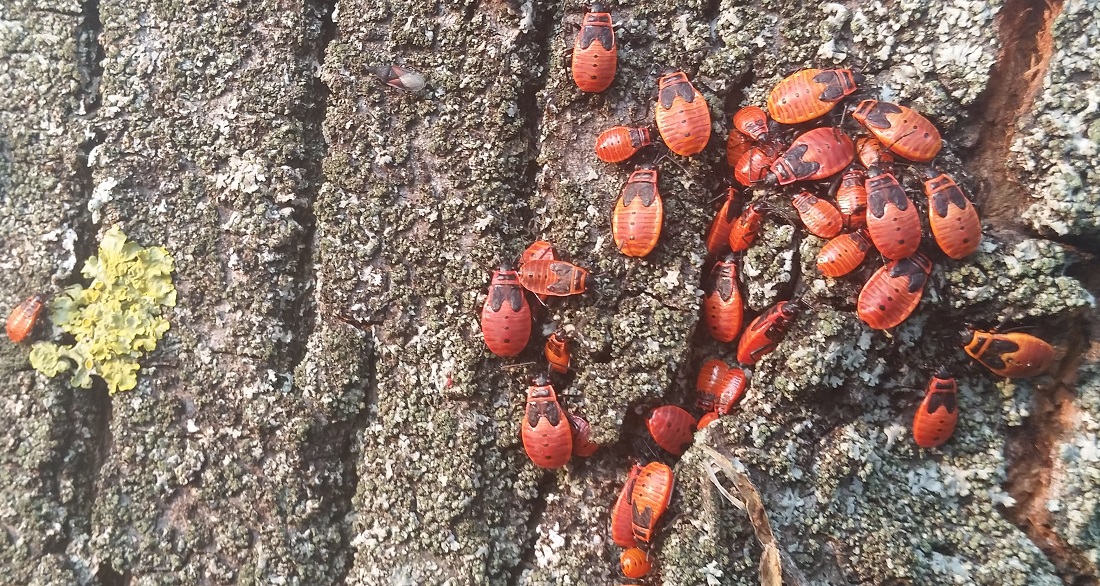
620,547,652,579
481,266,532,357
736,300,801,365
696,411,720,430
704,188,739,255
6,293,45,344
545,330,571,374
816,229,873,278
835,168,868,229
962,328,1054,378
852,100,942,162
645,405,696,456
695,358,730,411
913,369,958,448
595,126,652,163
856,252,932,330
655,70,711,156
728,202,767,252
571,5,617,93
519,241,558,304
518,259,591,296
732,105,770,141
702,254,744,343
856,136,894,171
734,143,779,186
921,169,982,259
567,412,599,457
864,166,922,260
767,68,861,124
714,366,748,416
631,462,674,545
726,126,753,171
791,191,844,238
611,464,643,547
521,374,573,468
612,167,663,257
767,127,854,185
519,240,557,266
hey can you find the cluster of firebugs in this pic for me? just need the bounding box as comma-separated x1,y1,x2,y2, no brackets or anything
481,4,1074,582
0,4,1055,583
473,4,1064,581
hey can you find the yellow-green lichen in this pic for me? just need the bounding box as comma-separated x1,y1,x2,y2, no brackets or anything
28,226,176,394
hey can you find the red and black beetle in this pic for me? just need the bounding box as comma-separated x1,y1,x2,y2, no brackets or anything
913,369,958,448
736,300,802,365
856,252,932,330
521,374,573,469
481,265,531,357
571,5,617,92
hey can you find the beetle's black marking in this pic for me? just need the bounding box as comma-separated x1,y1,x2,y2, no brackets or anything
579,23,614,50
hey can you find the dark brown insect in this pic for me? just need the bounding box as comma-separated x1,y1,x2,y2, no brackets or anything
571,5,617,92
6,293,45,344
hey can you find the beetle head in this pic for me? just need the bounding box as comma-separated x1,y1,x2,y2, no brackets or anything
590,2,605,12
533,372,551,386
866,164,884,178
934,366,952,379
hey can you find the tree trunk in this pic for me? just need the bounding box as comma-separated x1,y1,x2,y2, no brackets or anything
1,0,1098,584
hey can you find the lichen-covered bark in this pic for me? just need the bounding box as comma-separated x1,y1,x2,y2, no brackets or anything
2,0,1100,585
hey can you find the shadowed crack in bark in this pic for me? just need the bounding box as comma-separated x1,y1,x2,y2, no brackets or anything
1003,317,1099,584
963,0,1063,225
508,473,556,586
952,0,1100,580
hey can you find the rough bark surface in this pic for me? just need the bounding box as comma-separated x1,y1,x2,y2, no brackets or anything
1,0,1098,585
